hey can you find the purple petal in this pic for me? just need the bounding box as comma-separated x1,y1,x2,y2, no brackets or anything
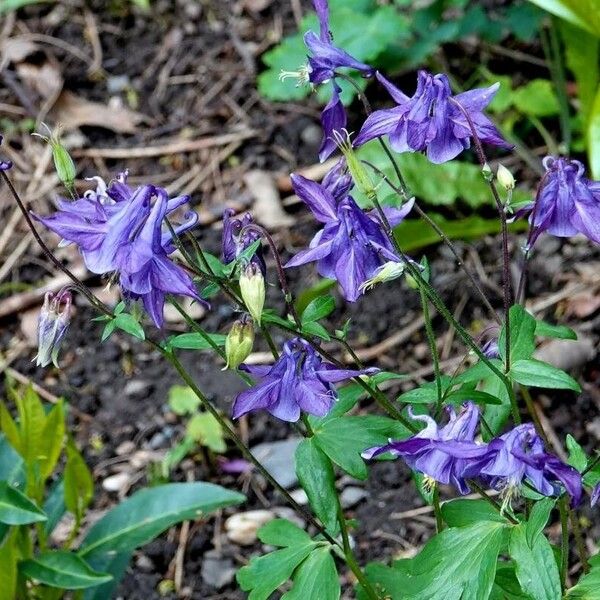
319,83,347,162
376,71,410,104
354,106,405,147
291,173,338,223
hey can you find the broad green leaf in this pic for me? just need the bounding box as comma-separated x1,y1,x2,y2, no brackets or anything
295,439,338,533
112,313,145,340
441,499,508,528
509,524,561,600
167,333,227,351
64,439,94,525
482,368,512,439
0,0,45,16
257,518,312,547
513,79,560,117
301,320,331,340
0,481,46,525
295,278,336,316
19,551,112,590
301,295,335,324
510,359,581,392
282,546,340,600
186,413,226,453
443,388,502,406
79,482,244,557
566,434,588,472
39,400,65,481
535,319,577,340
83,552,133,600
313,415,411,479
0,434,24,486
589,85,600,179
168,385,201,415
527,0,600,36
499,305,536,364
15,385,46,467
566,554,600,598
525,498,555,548
491,563,530,599
237,543,318,600
397,382,440,405
43,479,66,536
0,532,17,600
0,403,21,456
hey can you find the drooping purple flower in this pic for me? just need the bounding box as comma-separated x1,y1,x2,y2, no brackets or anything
221,209,265,275
591,483,600,507
363,403,489,494
481,338,500,359
35,290,72,368
0,135,12,171
354,71,510,164
232,337,377,422
528,156,600,247
471,423,582,507
34,173,203,327
285,172,413,301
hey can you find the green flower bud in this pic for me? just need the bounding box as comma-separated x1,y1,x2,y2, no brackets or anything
359,261,406,292
482,162,493,182
33,125,76,193
496,164,515,191
239,263,265,325
224,318,255,370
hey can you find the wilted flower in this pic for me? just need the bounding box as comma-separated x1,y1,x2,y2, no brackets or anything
35,290,72,368
528,156,600,247
285,172,413,301
0,135,12,171
363,403,488,494
224,317,255,370
233,338,377,422
471,423,582,508
354,71,510,164
34,173,203,327
221,209,265,275
481,338,500,359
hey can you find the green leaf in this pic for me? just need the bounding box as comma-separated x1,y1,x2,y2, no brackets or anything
79,482,244,557
397,382,440,405
535,319,577,340
0,532,17,600
513,79,560,117
168,385,201,415
491,562,530,600
295,439,338,533
525,498,555,548
301,320,331,340
83,552,133,600
282,546,340,600
499,305,536,364
39,400,65,481
510,359,581,392
566,434,588,472
313,415,410,479
295,279,336,316
0,434,25,486
43,479,66,536
64,439,94,525
301,295,335,324
0,403,21,457
19,551,112,590
186,413,226,453
167,333,227,351
237,543,318,600
566,555,600,598
441,499,508,528
14,385,46,468
527,0,600,36
112,313,145,340
443,388,503,406
509,524,561,600
482,367,512,439
257,518,312,547
589,84,600,180
0,481,46,525
0,0,46,16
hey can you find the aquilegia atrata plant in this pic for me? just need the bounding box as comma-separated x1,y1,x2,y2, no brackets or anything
2,1,600,597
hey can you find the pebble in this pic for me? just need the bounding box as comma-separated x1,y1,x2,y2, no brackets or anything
124,379,151,397
107,75,130,94
340,486,368,509
135,554,154,572
116,440,135,456
102,472,131,493
250,437,301,489
289,488,308,505
224,510,274,545
201,550,236,589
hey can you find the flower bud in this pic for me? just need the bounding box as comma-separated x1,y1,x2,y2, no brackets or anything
359,261,406,292
35,290,72,368
239,263,265,325
482,162,493,182
224,318,255,370
33,126,77,193
496,164,515,191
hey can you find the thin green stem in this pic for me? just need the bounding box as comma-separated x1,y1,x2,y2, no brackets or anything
260,325,280,359
432,487,444,533
559,498,569,590
419,287,442,411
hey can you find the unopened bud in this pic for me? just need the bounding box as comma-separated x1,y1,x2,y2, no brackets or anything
224,318,255,370
35,290,72,368
239,263,265,325
359,261,406,292
496,164,515,191
332,130,377,201
33,125,76,193
482,162,493,182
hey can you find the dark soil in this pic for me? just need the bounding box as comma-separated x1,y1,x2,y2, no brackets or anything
1,1,600,599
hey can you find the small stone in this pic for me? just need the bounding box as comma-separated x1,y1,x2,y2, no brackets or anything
116,440,135,456
135,554,154,572
289,489,308,505
124,379,150,397
102,471,130,493
340,486,368,509
107,75,130,94
201,550,236,589
300,123,322,147
225,510,274,545
250,437,301,489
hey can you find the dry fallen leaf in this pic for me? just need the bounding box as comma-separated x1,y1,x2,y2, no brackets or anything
16,60,63,101
564,291,600,319
244,169,294,228
0,37,39,65
50,91,143,133
534,336,596,372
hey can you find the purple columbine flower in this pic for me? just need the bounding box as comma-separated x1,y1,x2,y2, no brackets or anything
221,209,266,275
363,403,489,494
232,338,377,422
528,156,600,247
34,173,203,327
284,172,413,301
354,71,510,164
471,423,582,508
35,290,72,368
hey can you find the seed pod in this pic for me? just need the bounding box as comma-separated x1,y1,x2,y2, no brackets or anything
239,263,265,326
224,318,255,370
496,164,515,191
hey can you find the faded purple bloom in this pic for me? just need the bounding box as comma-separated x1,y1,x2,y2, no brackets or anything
34,173,203,327
528,157,600,247
217,457,253,475
591,483,600,507
35,290,72,368
481,338,500,359
355,71,510,164
232,337,377,422
0,135,12,171
472,423,582,507
221,209,265,274
363,403,488,494
285,173,413,301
